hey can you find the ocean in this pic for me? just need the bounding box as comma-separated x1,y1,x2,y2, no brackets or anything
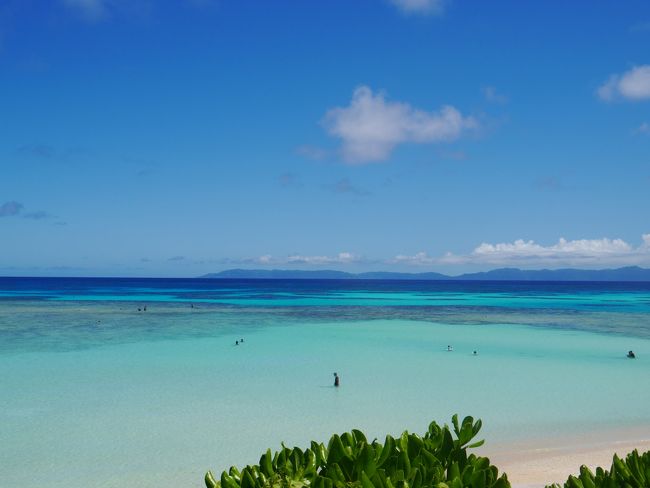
1,277,650,487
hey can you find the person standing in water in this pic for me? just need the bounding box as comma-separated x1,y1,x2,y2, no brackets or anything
333,372,340,387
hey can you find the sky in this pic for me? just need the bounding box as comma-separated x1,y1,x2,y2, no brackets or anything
1,0,650,277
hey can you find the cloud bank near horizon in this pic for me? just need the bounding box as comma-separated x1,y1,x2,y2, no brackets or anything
396,234,650,268
230,234,650,270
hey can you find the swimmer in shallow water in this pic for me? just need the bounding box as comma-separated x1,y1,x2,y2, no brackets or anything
627,350,636,359
333,372,340,387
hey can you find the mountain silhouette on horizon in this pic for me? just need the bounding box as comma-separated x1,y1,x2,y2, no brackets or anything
200,266,650,281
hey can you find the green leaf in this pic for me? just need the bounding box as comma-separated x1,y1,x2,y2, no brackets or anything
400,432,410,454
353,429,369,445
491,476,509,488
399,449,411,477
467,440,485,449
410,467,422,488
378,436,395,468
472,419,483,437
451,415,460,437
440,429,455,462
470,469,486,488
361,471,375,488
240,469,256,488
358,444,378,478
328,435,347,464
566,475,583,488
458,417,475,446
341,432,355,449
221,472,241,488
407,434,424,458
260,449,274,476
447,462,460,482
578,465,595,488
205,471,218,488
229,466,241,480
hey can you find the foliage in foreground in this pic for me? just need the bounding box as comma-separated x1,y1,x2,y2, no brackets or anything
547,449,650,488
205,415,509,488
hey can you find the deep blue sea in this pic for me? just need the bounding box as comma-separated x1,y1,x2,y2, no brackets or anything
2,277,650,487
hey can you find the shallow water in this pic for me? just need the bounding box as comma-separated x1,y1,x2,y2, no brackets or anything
1,278,650,487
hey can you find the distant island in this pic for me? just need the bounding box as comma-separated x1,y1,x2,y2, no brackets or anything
200,265,650,281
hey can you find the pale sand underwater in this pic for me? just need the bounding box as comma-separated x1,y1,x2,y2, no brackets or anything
2,279,650,487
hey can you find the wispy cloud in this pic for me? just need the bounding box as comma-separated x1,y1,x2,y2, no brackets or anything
295,145,328,161
634,122,650,135
438,149,467,161
185,0,216,7
0,201,58,221
23,210,54,220
286,252,360,265
323,86,476,164
630,21,650,33
482,86,508,104
62,0,154,22
389,0,445,15
236,252,363,266
168,255,185,261
63,0,108,22
392,252,437,266
279,172,301,188
18,144,55,159
0,201,23,217
597,65,650,101
533,176,564,191
325,178,370,196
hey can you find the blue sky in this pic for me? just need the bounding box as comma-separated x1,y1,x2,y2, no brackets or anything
1,0,650,277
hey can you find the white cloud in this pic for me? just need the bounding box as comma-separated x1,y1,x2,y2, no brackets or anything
392,252,437,266
63,0,108,21
286,252,359,265
241,252,362,266
438,235,650,267
642,234,650,248
389,0,445,15
597,65,650,101
295,145,328,160
323,86,476,163
390,235,650,268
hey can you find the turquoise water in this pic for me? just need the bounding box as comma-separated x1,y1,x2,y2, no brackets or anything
1,278,650,487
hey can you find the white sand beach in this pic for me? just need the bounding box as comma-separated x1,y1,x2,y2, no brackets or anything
486,425,650,487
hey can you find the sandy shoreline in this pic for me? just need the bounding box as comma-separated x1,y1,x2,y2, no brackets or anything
483,424,650,487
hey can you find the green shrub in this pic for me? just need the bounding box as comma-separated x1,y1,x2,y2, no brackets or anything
205,415,510,488
547,449,650,488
